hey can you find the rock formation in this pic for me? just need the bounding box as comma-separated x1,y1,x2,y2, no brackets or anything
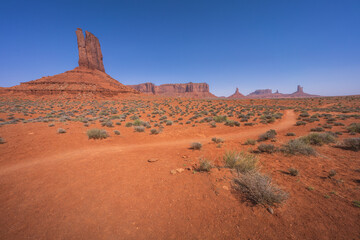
244,85,318,98
289,85,318,98
2,28,138,98
128,82,216,98
76,28,105,72
227,88,245,99
248,89,273,96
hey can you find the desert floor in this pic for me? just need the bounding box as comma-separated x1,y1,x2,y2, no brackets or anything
0,96,359,239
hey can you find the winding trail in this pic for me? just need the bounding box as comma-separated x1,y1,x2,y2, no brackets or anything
0,110,296,176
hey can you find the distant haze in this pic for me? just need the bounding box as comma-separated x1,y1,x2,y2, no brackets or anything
0,0,359,97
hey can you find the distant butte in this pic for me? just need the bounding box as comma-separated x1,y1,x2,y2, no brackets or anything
128,82,217,98
1,28,138,98
227,88,245,99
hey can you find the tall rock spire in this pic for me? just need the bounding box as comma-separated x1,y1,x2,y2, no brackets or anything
76,28,105,72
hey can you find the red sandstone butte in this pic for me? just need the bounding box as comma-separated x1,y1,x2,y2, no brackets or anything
227,88,245,99
1,28,138,98
128,82,217,98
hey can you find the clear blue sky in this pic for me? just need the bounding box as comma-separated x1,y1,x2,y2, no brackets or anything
0,0,359,96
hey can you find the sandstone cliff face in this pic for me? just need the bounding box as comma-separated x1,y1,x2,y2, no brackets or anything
228,88,245,99
128,82,216,98
76,28,105,72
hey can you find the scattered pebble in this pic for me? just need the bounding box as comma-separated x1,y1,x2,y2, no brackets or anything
267,207,274,214
147,158,158,163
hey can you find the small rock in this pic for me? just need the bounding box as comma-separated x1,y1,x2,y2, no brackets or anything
182,155,187,158
222,186,229,191
170,170,177,175
176,168,185,173
147,158,158,163
267,207,274,214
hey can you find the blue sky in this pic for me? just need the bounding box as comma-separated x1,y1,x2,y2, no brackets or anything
0,0,359,96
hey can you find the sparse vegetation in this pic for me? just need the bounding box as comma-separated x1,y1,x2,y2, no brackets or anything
199,159,213,172
233,171,288,206
336,138,360,151
244,139,256,145
57,128,66,134
258,129,277,141
257,143,276,153
87,129,109,139
281,139,316,155
224,151,258,174
190,142,202,150
288,168,299,176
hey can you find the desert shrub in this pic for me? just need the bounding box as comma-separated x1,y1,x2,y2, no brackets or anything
347,123,360,133
224,151,258,174
353,201,360,208
166,120,173,126
281,139,316,156
295,121,306,126
116,122,121,126
286,132,296,136
328,169,337,178
199,159,213,172
258,129,277,141
48,123,55,127
114,130,120,135
57,128,66,134
214,115,227,123
322,124,332,129
0,137,5,144
101,120,113,128
336,138,360,151
244,139,256,145
87,129,108,139
190,142,202,150
334,122,345,126
134,126,145,132
150,128,159,135
211,137,224,143
233,171,288,206
299,132,336,146
125,122,133,127
258,143,276,153
288,168,299,176
310,127,324,132
209,121,216,128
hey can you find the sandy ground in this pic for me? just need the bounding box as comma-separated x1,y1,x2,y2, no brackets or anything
0,100,359,239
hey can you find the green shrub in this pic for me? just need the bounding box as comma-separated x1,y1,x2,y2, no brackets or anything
258,143,276,153
211,137,224,143
336,138,360,151
281,139,316,156
134,126,145,132
286,132,296,136
299,132,336,146
347,123,360,133
214,115,227,123
114,130,120,135
295,121,306,126
101,120,113,128
125,122,133,127
199,159,213,172
150,128,159,135
87,129,108,139
224,151,258,174
233,172,288,206
310,127,324,132
288,168,299,176
258,129,277,141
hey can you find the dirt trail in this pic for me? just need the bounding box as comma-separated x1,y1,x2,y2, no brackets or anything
0,110,296,176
